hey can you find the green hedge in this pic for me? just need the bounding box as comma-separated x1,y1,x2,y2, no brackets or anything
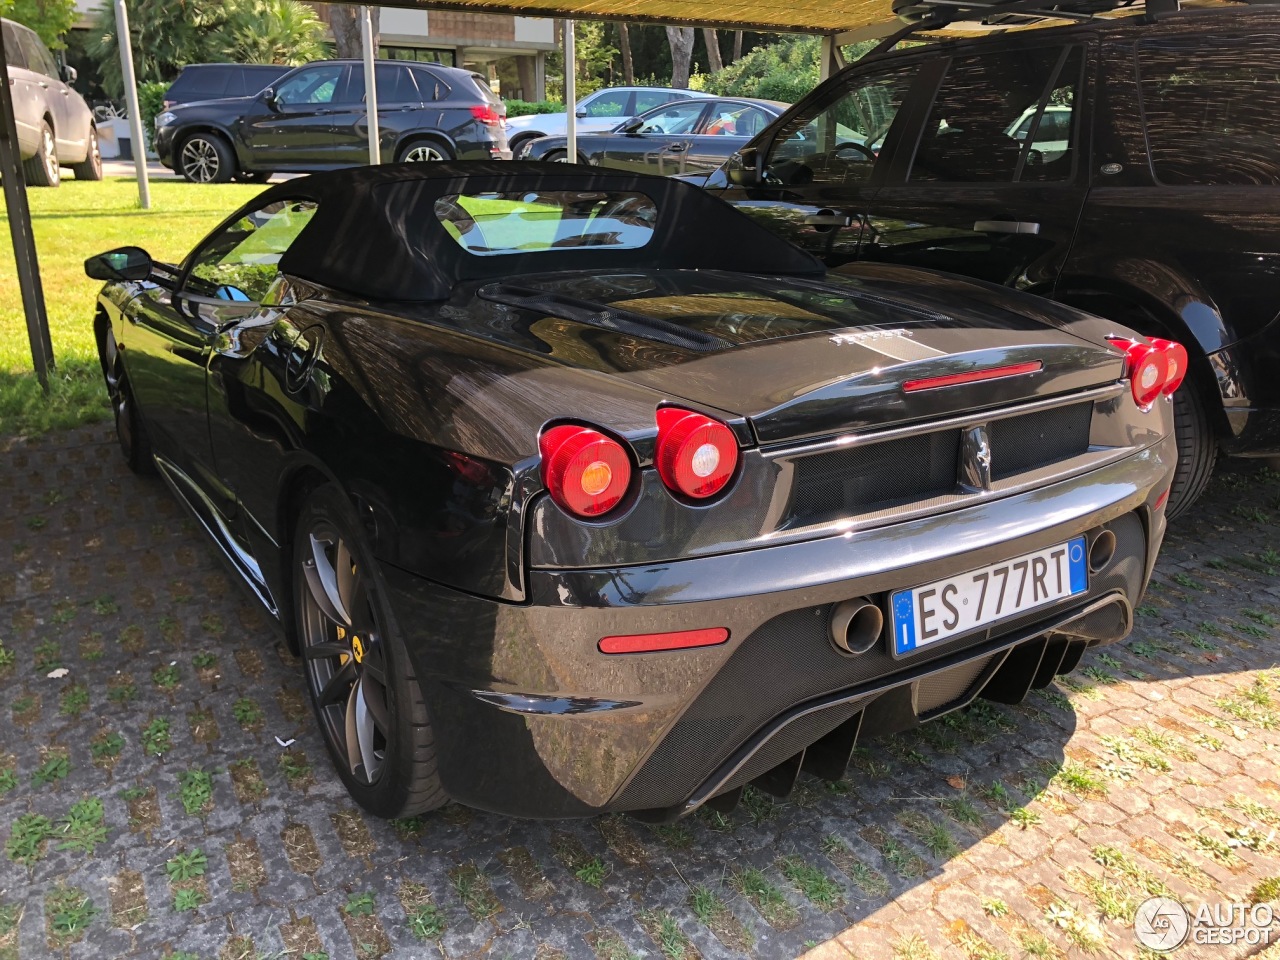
137,81,169,151
503,99,564,118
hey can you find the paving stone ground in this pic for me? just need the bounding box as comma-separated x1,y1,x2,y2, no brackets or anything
1,423,1278,960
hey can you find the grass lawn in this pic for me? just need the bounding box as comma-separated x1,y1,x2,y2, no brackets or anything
0,177,268,436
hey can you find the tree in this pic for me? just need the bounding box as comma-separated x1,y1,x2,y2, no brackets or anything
87,0,230,97
731,31,743,64
329,3,376,60
665,25,694,89
701,28,723,74
1,0,77,50
219,0,325,66
617,22,634,85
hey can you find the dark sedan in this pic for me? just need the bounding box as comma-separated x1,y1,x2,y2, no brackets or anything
521,96,786,182
154,59,509,183
86,163,1178,820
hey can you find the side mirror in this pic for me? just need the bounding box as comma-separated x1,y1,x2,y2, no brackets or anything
620,117,644,134
726,146,764,187
84,246,152,282
61,64,77,84
261,87,279,110
575,108,587,118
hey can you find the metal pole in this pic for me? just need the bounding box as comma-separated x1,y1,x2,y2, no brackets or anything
361,6,380,165
114,0,150,208
563,19,576,162
0,31,53,389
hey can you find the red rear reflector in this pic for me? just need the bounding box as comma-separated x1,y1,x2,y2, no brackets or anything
1154,488,1170,511
1148,337,1188,396
599,627,729,655
902,361,1042,393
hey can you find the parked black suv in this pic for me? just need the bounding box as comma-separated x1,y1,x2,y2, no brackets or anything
163,63,291,108
155,59,509,183
706,5,1280,518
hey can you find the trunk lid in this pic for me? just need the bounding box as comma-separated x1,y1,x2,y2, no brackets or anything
459,268,1125,445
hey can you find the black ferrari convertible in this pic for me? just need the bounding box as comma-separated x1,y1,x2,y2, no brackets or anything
86,163,1182,820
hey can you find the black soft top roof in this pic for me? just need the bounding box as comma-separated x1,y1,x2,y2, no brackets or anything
266,162,824,302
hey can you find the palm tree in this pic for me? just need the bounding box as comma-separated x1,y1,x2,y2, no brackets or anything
220,0,326,65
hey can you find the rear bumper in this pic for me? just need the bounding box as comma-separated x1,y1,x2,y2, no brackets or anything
384,437,1173,818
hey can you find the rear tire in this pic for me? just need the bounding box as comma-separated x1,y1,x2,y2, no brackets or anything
101,329,154,475
293,484,446,818
1165,375,1217,519
72,126,104,181
24,121,60,187
508,133,539,158
543,149,571,163
177,132,236,183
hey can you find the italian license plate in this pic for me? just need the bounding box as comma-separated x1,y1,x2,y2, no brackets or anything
891,537,1087,656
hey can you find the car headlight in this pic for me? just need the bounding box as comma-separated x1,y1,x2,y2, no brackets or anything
156,112,177,128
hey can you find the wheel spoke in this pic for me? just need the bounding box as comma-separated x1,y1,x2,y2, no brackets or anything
359,670,391,734
336,540,358,618
354,680,383,780
302,641,348,662
360,642,386,685
304,533,352,625
317,659,356,707
344,682,363,776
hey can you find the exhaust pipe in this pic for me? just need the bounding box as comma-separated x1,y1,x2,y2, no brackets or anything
830,598,884,656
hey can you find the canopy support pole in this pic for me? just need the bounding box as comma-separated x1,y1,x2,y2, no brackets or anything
819,35,846,81
0,30,52,389
361,5,381,164
114,0,150,209
563,19,576,162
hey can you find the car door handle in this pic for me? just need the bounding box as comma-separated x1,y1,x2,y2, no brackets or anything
666,142,688,153
974,220,1041,235
803,213,852,227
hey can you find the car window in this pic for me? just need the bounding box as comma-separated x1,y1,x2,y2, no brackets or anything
1137,39,1280,187
911,46,1082,183
703,104,773,138
584,90,631,117
345,63,422,105
634,90,678,113
275,65,344,106
179,67,231,99
766,63,916,187
17,27,57,79
3,22,27,69
468,73,500,104
637,101,706,135
436,191,656,256
187,201,319,302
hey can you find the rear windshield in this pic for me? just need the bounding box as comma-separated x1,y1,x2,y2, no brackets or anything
435,191,657,256
467,73,501,103
173,67,231,98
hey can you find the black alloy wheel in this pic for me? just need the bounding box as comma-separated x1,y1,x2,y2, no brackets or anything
293,485,445,817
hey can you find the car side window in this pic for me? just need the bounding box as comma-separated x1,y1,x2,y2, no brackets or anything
3,22,27,69
765,63,916,187
703,105,772,138
910,46,1082,183
1137,39,1280,187
634,90,677,113
584,90,632,117
186,201,319,304
637,100,706,134
17,27,57,79
275,65,344,106
346,63,422,105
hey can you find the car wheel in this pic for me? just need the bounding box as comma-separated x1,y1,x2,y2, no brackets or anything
72,126,104,181
101,329,154,474
293,484,446,818
1165,375,1217,519
23,121,60,187
543,149,572,163
177,133,236,183
397,139,453,163
508,133,539,158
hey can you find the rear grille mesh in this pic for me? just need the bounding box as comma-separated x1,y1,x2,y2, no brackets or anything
785,400,1093,526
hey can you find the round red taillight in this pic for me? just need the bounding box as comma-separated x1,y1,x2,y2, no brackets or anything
1113,338,1167,409
1149,337,1189,396
654,407,739,500
539,425,632,518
